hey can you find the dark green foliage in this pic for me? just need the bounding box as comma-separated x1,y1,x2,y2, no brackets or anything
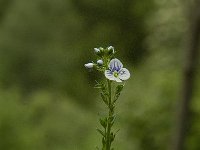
0,0,154,104
72,0,155,64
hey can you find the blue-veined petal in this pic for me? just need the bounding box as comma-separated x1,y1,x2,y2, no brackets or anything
105,70,122,82
109,58,123,72
119,68,130,80
105,70,115,81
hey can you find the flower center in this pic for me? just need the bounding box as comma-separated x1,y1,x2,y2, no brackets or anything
113,71,119,77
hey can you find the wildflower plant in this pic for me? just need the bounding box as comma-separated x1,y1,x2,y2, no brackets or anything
85,46,130,150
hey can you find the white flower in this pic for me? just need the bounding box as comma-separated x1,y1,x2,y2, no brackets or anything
97,59,103,65
105,58,130,82
84,63,94,69
94,48,100,53
108,46,114,53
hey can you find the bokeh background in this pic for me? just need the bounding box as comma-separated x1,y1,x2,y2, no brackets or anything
0,0,199,150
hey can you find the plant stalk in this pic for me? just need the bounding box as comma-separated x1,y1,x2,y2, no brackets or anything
106,79,112,150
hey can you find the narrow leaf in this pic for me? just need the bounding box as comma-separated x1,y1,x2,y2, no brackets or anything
99,118,107,128
96,128,105,137
101,93,108,105
116,84,124,94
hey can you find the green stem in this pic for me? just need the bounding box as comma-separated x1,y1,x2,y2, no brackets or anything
106,79,112,150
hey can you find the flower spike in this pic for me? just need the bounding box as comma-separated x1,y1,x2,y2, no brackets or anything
84,46,131,150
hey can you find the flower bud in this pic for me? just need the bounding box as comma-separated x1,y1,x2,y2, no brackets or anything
99,47,104,51
108,46,114,54
97,59,103,65
94,48,100,53
84,63,94,69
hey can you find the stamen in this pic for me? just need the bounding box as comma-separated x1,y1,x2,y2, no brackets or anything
113,71,119,77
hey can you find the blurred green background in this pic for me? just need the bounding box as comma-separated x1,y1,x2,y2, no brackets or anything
0,0,199,150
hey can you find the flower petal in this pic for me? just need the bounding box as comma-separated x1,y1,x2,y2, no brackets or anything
114,77,122,82
109,58,123,72
119,68,130,81
105,70,115,81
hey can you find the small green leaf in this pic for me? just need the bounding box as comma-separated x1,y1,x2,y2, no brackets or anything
101,93,108,105
112,84,124,104
110,132,115,142
99,118,107,128
94,81,102,89
110,115,116,126
96,128,105,137
110,115,116,122
102,137,106,145
115,129,120,135
109,105,115,113
116,84,124,94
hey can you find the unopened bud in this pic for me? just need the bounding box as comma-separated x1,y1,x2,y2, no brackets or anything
97,60,103,65
108,46,114,54
94,48,100,53
84,63,94,69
